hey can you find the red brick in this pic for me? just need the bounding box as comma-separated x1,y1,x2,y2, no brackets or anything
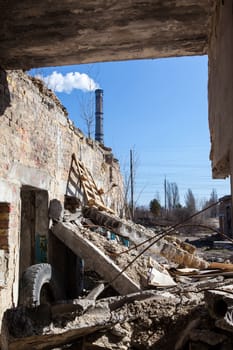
0,204,10,213
0,213,9,221
0,235,8,247
0,220,9,229
0,229,8,236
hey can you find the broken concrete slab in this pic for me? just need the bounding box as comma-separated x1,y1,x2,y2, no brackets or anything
147,256,176,287
82,206,211,270
51,222,140,295
148,267,177,287
68,220,171,289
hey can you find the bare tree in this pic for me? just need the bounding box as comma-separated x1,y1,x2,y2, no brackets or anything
78,87,95,138
30,67,98,138
78,65,100,138
185,188,196,215
165,180,180,212
209,188,218,217
166,181,172,212
171,182,180,209
202,188,218,218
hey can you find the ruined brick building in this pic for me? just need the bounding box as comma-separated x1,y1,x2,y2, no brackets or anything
0,0,232,336
0,69,124,323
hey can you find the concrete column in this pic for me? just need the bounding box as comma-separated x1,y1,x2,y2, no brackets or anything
208,0,233,235
208,0,233,179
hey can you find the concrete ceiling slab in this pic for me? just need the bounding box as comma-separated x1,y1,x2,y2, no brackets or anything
0,1,214,69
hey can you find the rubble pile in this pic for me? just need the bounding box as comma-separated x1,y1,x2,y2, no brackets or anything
3,204,233,349
74,224,167,289
78,207,212,287
3,279,233,350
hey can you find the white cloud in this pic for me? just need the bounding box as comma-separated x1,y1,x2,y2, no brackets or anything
36,71,99,93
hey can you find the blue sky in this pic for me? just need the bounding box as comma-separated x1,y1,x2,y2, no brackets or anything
30,56,230,207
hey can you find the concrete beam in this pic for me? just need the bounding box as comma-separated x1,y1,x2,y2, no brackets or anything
51,222,140,295
0,1,214,69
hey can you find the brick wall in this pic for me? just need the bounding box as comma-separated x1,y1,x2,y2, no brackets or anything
0,70,124,206
0,69,124,324
0,203,10,251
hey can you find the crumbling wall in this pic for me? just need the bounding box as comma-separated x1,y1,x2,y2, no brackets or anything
0,69,124,325
208,0,233,179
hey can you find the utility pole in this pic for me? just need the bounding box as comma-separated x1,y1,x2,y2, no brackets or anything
130,149,134,220
164,176,167,216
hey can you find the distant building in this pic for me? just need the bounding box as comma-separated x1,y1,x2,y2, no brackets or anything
219,195,232,237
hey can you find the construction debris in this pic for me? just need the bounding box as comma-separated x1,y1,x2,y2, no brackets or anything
82,206,212,270
3,201,233,349
3,280,233,350
51,222,141,294
0,288,203,350
159,239,209,269
51,204,233,295
148,266,177,287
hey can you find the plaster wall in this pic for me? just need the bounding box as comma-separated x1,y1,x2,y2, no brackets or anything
0,69,124,324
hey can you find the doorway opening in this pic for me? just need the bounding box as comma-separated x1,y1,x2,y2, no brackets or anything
19,186,49,279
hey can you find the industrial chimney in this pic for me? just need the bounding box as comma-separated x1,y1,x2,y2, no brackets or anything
95,89,104,143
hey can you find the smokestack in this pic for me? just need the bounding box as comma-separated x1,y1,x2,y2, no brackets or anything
95,89,104,143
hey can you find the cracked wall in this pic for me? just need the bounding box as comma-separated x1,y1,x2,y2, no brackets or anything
0,69,124,325
208,0,233,179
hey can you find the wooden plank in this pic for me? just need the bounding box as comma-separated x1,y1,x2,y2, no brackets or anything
209,262,233,271
71,154,114,214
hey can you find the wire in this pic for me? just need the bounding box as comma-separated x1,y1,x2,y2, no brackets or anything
106,197,228,287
